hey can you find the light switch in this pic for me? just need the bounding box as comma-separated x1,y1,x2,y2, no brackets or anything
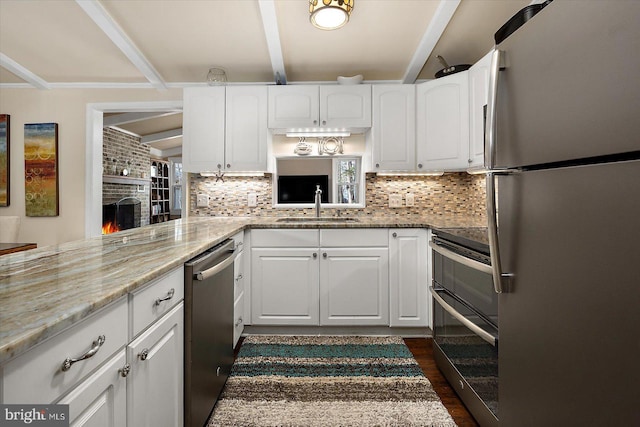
247,193,258,207
196,194,209,208
389,194,402,208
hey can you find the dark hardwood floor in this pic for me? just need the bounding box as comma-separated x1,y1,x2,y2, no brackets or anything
405,337,480,427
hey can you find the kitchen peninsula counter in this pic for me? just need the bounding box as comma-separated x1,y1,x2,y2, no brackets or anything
0,214,485,364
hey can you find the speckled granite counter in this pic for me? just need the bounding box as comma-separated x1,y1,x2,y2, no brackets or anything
0,214,485,364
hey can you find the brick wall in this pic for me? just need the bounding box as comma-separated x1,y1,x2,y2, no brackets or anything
102,127,150,226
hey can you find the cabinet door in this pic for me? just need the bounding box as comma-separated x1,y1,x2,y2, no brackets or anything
320,85,372,129
225,86,268,171
268,85,319,129
251,248,319,325
233,250,245,347
183,87,225,173
469,51,492,168
57,350,127,427
319,248,389,325
389,229,428,327
127,303,183,427
416,72,470,171
371,85,416,171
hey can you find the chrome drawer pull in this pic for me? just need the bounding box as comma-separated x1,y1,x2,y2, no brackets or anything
235,274,243,282
235,317,243,328
139,348,150,361
154,288,175,306
61,335,106,372
119,363,131,378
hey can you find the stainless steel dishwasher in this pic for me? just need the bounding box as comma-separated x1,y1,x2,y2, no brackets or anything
184,239,235,427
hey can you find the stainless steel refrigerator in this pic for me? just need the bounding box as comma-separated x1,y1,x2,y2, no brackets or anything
485,1,640,425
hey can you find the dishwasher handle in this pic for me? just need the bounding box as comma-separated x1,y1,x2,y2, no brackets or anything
195,254,235,281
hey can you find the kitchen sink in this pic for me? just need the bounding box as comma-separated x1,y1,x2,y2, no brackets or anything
275,217,359,222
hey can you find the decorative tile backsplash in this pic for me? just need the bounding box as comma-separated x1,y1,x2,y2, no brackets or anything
189,172,486,221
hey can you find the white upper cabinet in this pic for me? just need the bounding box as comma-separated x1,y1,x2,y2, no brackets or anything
468,51,492,169
182,86,225,173
371,85,416,171
182,86,268,173
268,85,371,132
416,72,470,171
225,86,268,171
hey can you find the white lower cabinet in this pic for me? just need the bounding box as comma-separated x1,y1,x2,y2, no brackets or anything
319,248,389,325
389,229,429,327
58,350,127,427
127,303,184,427
250,229,392,326
251,248,320,325
233,231,246,347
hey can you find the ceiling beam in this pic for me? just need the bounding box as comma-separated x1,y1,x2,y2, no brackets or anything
0,53,50,90
103,111,180,127
401,0,462,84
150,146,182,159
141,128,182,145
258,0,287,84
75,0,168,91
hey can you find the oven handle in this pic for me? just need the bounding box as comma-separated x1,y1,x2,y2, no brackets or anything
430,286,497,347
429,241,493,275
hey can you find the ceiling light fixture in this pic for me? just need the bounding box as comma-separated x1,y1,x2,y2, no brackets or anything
309,0,354,30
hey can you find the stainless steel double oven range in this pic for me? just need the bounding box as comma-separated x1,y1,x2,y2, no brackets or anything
430,228,498,427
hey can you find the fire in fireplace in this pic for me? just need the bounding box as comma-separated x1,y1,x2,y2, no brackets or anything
102,197,142,235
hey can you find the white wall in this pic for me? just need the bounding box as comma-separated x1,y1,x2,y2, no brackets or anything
0,87,182,247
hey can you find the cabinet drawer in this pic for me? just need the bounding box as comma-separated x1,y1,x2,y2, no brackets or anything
320,229,388,247
2,298,128,404
131,266,184,338
232,230,244,252
251,229,319,247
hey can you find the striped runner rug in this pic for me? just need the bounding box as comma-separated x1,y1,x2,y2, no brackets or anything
208,336,457,427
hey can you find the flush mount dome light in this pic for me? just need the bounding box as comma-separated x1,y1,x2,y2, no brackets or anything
309,0,354,30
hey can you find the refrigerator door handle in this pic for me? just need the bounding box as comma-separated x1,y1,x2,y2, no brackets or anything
487,171,515,293
485,49,504,170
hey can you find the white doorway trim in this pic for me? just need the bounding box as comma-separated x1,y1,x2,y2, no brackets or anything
85,101,183,238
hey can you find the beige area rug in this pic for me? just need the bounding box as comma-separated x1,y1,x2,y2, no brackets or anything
208,335,457,427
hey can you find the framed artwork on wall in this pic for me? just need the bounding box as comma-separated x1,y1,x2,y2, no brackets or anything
0,114,9,207
24,123,59,216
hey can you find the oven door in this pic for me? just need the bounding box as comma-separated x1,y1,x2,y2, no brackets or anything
431,286,499,425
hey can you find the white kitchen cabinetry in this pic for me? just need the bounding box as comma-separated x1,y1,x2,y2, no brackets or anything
250,229,389,326
58,350,128,427
468,51,492,169
1,266,184,427
389,229,429,327
183,86,268,173
371,85,416,171
416,72,470,171
268,85,371,131
127,303,183,427
232,231,246,347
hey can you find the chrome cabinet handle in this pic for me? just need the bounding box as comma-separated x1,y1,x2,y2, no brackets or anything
139,348,150,361
429,286,497,346
61,335,106,372
235,241,243,250
154,288,175,306
119,363,131,378
417,163,423,169
392,232,397,238
375,163,380,168
322,120,326,125
226,163,231,168
235,274,243,282
235,317,243,327
313,120,318,125
313,253,318,258
322,252,327,258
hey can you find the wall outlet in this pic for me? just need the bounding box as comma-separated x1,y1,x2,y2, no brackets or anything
405,193,415,207
196,194,209,208
247,193,258,207
389,194,402,208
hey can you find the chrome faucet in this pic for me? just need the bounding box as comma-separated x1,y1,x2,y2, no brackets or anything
314,184,322,218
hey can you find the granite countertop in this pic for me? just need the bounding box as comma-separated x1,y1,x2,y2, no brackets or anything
0,214,485,364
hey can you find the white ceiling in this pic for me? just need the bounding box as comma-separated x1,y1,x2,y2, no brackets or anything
0,0,534,153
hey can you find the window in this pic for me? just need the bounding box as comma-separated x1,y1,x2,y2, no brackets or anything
334,158,359,204
169,157,182,216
